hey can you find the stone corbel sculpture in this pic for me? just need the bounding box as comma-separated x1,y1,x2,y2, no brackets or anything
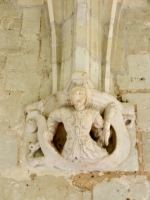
25,72,131,172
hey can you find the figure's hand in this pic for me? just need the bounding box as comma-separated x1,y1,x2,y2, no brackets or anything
103,126,110,146
44,130,53,143
98,122,110,146
98,132,105,147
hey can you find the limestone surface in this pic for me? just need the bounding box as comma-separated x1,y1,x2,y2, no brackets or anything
17,0,44,6
1,0,150,199
0,30,24,54
93,176,150,200
117,55,150,90
0,133,18,168
21,7,42,37
0,93,24,131
142,131,150,171
122,93,150,131
0,176,91,200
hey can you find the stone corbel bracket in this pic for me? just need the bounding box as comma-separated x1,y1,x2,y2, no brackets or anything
25,72,134,172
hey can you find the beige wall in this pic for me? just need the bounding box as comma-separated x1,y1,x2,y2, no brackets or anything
0,0,150,199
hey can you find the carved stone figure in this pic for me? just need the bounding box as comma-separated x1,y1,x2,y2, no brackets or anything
25,72,132,172
45,86,116,162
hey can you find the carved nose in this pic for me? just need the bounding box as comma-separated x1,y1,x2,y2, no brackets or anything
75,96,80,101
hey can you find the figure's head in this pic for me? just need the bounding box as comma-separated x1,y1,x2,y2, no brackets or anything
70,86,89,110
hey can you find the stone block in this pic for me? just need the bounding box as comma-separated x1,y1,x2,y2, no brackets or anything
0,30,24,54
40,36,51,61
142,131,150,171
39,78,52,99
0,56,6,73
21,7,42,36
122,93,150,131
2,18,22,31
5,72,41,104
0,70,5,95
125,7,149,24
118,0,146,6
117,55,150,90
25,39,40,58
126,24,150,53
0,93,24,131
112,37,125,73
0,176,91,200
6,54,38,71
40,11,50,37
6,39,39,71
17,0,44,6
93,176,150,200
0,133,18,168
0,4,22,20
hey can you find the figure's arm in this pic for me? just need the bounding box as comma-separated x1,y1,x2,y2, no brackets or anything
103,103,116,146
92,103,116,146
92,111,104,144
45,109,62,143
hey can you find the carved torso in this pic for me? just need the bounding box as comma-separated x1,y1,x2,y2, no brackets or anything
47,107,108,162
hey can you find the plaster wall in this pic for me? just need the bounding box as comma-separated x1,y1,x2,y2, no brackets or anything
0,0,150,199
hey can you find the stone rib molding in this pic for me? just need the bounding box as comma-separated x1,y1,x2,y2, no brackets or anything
47,0,60,94
104,0,117,94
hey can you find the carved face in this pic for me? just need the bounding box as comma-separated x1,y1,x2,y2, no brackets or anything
70,87,87,110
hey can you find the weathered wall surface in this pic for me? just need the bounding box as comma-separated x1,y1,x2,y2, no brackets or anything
0,0,150,199
115,1,150,172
